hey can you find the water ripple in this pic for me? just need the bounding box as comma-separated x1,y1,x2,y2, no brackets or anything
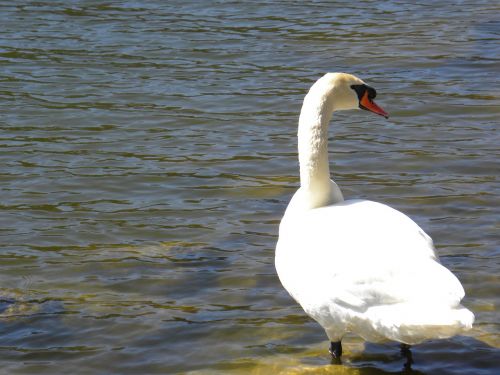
0,1,498,374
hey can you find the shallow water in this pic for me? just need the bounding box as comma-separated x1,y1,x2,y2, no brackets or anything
0,1,499,374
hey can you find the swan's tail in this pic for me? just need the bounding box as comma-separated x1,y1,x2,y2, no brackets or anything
365,303,474,345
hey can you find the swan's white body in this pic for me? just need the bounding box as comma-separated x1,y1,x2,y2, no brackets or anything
275,73,474,346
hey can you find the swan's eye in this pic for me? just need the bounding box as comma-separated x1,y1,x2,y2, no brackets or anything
351,84,377,101
350,84,365,100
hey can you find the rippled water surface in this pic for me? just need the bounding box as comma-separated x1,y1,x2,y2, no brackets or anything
1,1,499,374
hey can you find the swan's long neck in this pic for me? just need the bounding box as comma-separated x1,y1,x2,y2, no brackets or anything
297,79,343,208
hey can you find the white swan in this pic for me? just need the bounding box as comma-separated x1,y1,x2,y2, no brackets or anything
275,73,474,359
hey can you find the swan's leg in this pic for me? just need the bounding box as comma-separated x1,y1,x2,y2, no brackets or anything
329,341,342,359
400,344,413,369
400,343,411,354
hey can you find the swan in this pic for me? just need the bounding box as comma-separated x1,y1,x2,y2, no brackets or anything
275,73,474,360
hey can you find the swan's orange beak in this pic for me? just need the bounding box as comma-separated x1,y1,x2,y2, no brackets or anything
360,90,389,119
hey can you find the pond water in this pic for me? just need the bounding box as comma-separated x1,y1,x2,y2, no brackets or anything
0,1,498,374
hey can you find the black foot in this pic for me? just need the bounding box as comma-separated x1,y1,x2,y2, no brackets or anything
329,341,342,359
400,344,413,370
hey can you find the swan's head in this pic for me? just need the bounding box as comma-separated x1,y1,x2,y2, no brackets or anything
322,72,389,118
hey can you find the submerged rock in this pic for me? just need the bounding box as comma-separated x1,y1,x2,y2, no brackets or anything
0,288,41,320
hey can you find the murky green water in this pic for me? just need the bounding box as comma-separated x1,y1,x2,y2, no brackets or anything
0,1,499,374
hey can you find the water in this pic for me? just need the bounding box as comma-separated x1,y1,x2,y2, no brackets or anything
0,1,498,374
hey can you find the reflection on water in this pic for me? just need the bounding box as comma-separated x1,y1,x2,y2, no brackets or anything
0,1,499,374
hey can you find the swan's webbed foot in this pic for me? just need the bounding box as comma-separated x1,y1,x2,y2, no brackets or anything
329,341,342,360
400,343,413,370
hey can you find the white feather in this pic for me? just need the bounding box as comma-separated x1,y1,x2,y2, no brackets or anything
275,73,474,345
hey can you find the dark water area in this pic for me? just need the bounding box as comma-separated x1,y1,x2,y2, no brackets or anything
0,1,499,374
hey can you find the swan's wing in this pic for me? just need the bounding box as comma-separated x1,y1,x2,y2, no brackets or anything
276,200,465,312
